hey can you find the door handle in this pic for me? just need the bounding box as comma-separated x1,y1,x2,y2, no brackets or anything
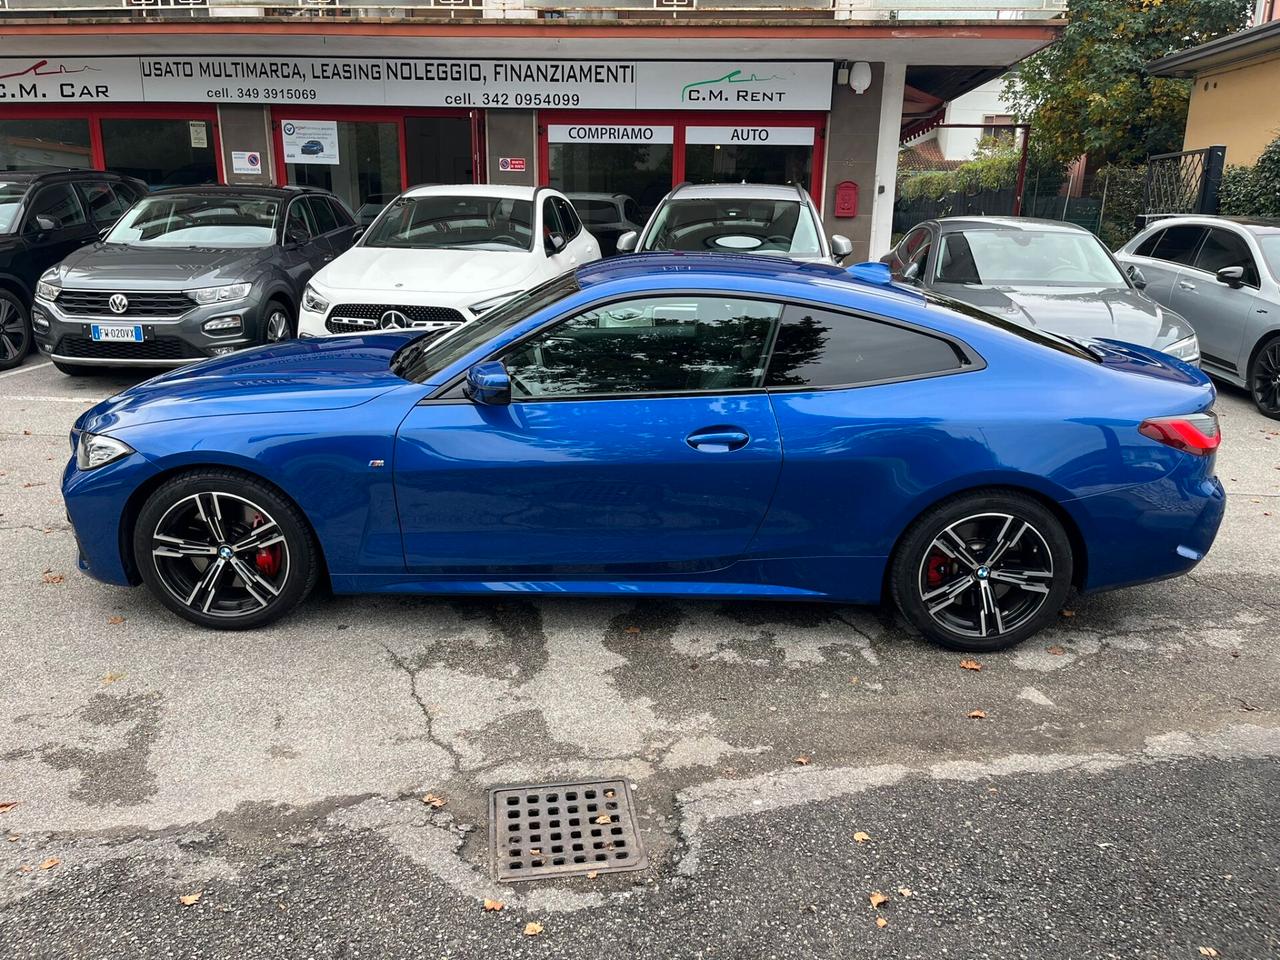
686,427,750,452
1178,280,1197,291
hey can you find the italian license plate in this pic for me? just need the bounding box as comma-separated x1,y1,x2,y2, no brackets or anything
90,324,144,343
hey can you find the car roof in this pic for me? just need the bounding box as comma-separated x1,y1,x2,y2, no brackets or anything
401,183,546,201
0,168,134,185
933,216,1092,235
665,183,808,203
1135,214,1280,232
148,184,332,200
566,192,628,202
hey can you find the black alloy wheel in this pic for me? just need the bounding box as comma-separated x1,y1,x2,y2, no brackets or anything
134,470,318,629
891,491,1074,652
0,291,32,371
1250,335,1280,420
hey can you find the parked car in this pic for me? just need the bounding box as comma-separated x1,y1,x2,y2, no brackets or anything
33,185,356,375
64,254,1223,651
1115,216,1280,418
300,140,326,157
355,192,395,228
297,184,600,339
567,191,643,257
617,183,853,264
0,169,146,369
883,217,1201,367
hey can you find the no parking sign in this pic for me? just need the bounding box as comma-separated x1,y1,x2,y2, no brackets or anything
498,157,527,172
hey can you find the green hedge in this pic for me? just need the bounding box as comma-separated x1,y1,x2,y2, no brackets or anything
1219,136,1280,217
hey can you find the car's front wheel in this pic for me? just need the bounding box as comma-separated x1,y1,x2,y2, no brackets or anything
0,290,32,371
890,491,1074,652
262,300,294,344
1249,334,1280,420
133,470,319,630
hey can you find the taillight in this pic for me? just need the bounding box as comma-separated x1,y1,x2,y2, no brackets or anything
1138,412,1220,455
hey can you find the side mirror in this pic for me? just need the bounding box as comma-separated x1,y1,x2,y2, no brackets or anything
830,234,854,263
1127,264,1148,290
615,230,638,254
901,260,922,283
545,232,566,255
351,227,365,243
464,360,511,406
28,215,57,236
1216,265,1245,288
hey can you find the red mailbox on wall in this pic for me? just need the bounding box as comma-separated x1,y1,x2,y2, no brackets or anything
834,180,859,218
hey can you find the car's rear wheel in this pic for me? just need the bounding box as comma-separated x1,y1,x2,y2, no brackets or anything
1249,334,1280,420
890,491,1074,652
133,470,319,630
0,290,32,371
262,299,294,344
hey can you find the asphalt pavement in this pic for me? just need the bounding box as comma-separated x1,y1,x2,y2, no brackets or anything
0,358,1277,959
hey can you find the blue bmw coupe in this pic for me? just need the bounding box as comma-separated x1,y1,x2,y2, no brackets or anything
63,254,1225,651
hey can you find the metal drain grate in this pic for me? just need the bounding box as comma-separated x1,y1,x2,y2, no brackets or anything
488,778,648,882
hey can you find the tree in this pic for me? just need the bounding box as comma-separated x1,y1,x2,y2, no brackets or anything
1006,0,1251,167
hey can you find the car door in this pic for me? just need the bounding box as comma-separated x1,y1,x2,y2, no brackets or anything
303,196,346,265
883,225,928,276
14,182,94,295
1130,224,1206,308
1168,225,1259,370
279,197,328,293
554,195,598,264
324,197,359,254
540,195,576,278
393,293,784,571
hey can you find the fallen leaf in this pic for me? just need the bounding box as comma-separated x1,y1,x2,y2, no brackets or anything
897,887,913,898
586,871,599,880
603,789,616,799
624,626,640,635
179,892,202,906
103,672,126,684
967,710,987,720
849,675,860,684
38,857,59,870
876,917,888,928
869,891,889,909
17,864,31,873
1059,609,1076,618
41,572,64,585
959,659,982,672
1198,949,1219,958
523,921,544,937
593,815,611,825
0,802,17,815
528,848,542,856
853,831,872,844
422,793,447,809
793,756,811,766
1047,645,1066,656
482,899,504,912
107,616,125,626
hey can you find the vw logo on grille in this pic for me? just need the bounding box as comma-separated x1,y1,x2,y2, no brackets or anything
379,309,409,330
108,293,129,315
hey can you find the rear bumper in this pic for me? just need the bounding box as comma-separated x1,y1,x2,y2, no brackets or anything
1066,454,1225,593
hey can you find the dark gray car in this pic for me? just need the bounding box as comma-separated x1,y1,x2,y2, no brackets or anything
32,185,355,375
1115,216,1280,419
882,217,1200,366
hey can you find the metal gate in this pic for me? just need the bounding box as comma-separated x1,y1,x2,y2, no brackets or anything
1141,146,1227,226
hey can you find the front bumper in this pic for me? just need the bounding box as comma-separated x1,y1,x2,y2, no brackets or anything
62,440,160,587
33,293,272,367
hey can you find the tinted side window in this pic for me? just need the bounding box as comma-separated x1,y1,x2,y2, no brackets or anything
286,200,315,239
1133,229,1164,258
1150,225,1206,265
504,296,783,398
554,197,581,238
1195,228,1259,286
542,197,563,240
901,227,928,258
329,198,354,226
27,183,87,230
308,197,340,235
766,305,963,388
80,181,129,225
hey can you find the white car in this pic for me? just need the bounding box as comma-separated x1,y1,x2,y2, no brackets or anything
298,184,600,338
616,183,853,264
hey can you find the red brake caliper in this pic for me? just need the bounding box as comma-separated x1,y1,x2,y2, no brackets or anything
251,513,282,578
925,550,949,588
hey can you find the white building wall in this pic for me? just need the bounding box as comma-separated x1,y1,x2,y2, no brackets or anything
934,76,1015,161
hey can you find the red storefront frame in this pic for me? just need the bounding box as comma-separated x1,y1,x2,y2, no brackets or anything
3,103,223,181
537,110,828,211
268,105,484,191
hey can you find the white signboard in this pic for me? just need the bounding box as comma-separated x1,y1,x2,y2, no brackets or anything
231,150,263,175
547,124,674,144
188,121,208,148
685,125,816,146
0,57,832,111
281,119,339,165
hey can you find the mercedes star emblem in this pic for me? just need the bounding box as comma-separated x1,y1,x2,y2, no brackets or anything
379,309,409,330
108,293,129,315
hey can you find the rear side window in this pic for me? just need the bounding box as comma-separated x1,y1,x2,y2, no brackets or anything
1134,229,1163,258
766,305,964,388
1194,228,1259,286
308,197,340,235
79,181,130,225
1150,225,1207,265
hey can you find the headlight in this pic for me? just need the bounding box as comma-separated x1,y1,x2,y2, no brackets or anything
1165,333,1200,364
188,282,252,306
75,433,134,470
36,271,60,302
468,292,519,316
301,283,330,314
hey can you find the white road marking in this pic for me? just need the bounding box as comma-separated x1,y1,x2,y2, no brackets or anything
0,361,51,380
6,395,102,404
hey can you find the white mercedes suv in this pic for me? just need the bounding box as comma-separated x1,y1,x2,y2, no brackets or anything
298,184,600,339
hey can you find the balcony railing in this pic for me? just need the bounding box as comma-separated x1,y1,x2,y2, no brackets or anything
0,0,1066,20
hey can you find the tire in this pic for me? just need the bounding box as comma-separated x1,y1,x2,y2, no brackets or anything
132,469,319,630
0,290,32,372
1248,334,1280,420
890,490,1074,652
53,360,103,376
262,299,294,344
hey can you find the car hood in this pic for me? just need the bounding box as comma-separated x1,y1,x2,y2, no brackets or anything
316,246,542,297
932,284,1194,350
80,332,422,434
54,243,270,291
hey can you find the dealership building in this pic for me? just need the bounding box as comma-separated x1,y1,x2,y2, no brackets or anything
0,0,1061,261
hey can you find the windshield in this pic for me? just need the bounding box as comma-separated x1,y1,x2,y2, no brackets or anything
106,195,278,247
641,198,823,258
0,182,26,233
364,195,533,252
936,229,1126,286
393,272,580,384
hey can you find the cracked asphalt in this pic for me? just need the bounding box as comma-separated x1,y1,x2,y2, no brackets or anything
0,359,1278,959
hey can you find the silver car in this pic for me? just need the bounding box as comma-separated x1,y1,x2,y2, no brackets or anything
1116,216,1280,418
617,183,853,264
